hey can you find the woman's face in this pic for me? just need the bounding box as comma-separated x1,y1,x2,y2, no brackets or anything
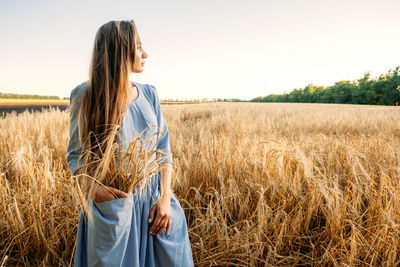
131,37,148,73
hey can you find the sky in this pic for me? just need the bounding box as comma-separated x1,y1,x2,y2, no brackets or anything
0,0,399,101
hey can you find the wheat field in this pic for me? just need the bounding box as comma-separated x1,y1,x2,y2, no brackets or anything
1,102,400,266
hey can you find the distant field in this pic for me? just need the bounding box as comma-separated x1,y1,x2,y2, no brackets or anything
0,98,69,106
0,99,201,117
0,98,69,116
160,101,202,105
0,98,198,107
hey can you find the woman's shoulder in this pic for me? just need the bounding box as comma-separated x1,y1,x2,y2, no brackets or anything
136,82,158,105
70,81,89,101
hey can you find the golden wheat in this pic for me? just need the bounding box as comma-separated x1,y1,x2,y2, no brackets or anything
1,103,399,266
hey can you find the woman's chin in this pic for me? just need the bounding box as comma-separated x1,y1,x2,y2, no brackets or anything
132,68,144,74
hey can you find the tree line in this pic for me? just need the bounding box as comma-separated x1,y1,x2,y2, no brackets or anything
0,92,61,100
251,66,400,105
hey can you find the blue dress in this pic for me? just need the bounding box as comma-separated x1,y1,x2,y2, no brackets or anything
66,81,194,267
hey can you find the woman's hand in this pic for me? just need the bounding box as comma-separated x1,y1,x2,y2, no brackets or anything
92,184,129,203
75,170,128,203
148,197,171,236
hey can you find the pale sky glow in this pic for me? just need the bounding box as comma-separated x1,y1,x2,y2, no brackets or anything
0,0,399,100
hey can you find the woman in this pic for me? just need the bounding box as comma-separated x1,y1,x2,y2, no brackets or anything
66,20,194,267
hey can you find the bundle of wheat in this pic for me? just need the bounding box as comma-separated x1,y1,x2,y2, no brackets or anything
73,123,168,220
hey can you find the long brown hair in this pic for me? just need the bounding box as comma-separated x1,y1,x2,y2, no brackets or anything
77,20,140,168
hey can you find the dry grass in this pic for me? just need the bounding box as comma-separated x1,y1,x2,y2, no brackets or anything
1,102,400,266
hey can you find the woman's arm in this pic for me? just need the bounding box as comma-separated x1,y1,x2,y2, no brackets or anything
159,162,173,200
148,84,174,236
66,84,85,182
149,161,173,236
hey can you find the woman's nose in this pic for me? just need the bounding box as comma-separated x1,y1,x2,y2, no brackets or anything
143,50,148,58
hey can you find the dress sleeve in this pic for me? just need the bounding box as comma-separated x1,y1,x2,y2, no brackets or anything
149,84,174,164
66,86,85,181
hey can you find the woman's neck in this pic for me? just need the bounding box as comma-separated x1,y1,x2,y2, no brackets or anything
128,82,138,102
